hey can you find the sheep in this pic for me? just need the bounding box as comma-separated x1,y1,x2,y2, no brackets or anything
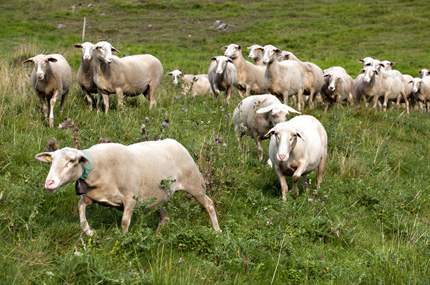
279,51,324,109
398,74,414,108
247,45,265,66
222,44,266,97
356,57,380,68
233,94,300,160
73,42,97,110
92,41,163,113
35,139,222,236
377,63,410,114
265,115,327,199
410,77,430,113
208,56,238,103
354,66,383,110
260,45,305,111
321,66,355,111
419,69,429,78
167,70,213,96
22,54,72,127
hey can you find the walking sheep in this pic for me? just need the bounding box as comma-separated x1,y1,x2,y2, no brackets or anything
208,56,238,103
23,54,72,127
73,42,97,109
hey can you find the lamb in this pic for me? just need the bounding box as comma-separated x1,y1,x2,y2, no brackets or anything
167,70,212,96
247,45,265,66
410,77,430,112
35,139,222,236
73,42,97,109
208,56,238,103
22,54,72,127
279,51,324,109
265,115,327,199
92,41,163,113
377,62,409,113
321,66,355,111
222,44,266,97
354,67,382,110
233,94,300,160
260,45,305,111
419,69,429,78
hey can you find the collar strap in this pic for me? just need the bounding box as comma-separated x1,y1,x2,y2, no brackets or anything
79,151,92,180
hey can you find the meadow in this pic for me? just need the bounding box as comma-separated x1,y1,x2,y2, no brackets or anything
1,0,430,283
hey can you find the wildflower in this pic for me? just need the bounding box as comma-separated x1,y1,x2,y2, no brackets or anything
185,110,188,113
323,195,328,200
182,108,185,111
175,96,179,99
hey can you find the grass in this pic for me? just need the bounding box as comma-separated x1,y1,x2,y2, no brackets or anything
1,0,430,283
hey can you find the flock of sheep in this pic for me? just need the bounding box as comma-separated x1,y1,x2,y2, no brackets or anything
26,40,428,236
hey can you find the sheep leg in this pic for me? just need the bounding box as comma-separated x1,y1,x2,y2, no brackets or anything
401,91,410,114
302,175,308,192
102,93,110,114
309,89,315,109
383,94,389,112
115,88,125,108
296,89,304,112
274,165,288,200
225,86,233,104
156,208,169,231
255,138,264,161
78,195,95,237
82,89,94,110
292,164,307,197
37,92,48,119
193,194,222,232
60,90,69,112
238,89,244,98
121,200,136,233
48,89,60,127
148,81,157,109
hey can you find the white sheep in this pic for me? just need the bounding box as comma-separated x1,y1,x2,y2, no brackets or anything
419,69,429,78
260,45,305,111
357,57,380,68
279,51,324,109
222,44,266,97
321,66,355,111
35,139,222,236
410,77,430,112
247,44,265,66
233,94,300,160
92,41,163,113
354,67,383,110
377,63,409,113
73,42,97,110
208,56,238,103
167,70,212,96
265,115,327,199
22,54,72,127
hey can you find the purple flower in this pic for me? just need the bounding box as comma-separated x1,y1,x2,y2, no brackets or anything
175,96,179,99
228,113,231,117
182,108,185,111
324,195,328,200
185,110,188,113
224,115,227,118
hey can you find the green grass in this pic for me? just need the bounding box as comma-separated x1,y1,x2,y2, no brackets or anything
1,0,430,283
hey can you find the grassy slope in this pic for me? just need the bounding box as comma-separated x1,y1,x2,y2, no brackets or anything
0,0,430,283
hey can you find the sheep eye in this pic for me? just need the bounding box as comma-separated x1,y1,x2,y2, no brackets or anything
70,159,76,164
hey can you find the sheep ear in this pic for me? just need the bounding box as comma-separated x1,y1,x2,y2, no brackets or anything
247,46,251,50
275,49,282,55
256,106,273,114
324,73,330,77
295,130,305,141
35,152,53,163
264,128,276,138
221,46,228,51
283,105,300,114
389,62,395,66
22,58,34,65
73,44,82,49
167,72,173,76
193,76,198,82
227,58,233,63
357,59,364,63
408,80,413,84
375,70,379,75
360,69,365,74
111,47,120,54
47,57,58,63
210,57,217,61
237,45,242,50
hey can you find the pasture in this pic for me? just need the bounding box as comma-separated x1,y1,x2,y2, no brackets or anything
1,0,430,283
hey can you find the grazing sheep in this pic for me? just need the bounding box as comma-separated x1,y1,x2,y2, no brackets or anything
410,77,430,112
377,63,409,113
260,45,305,111
92,41,163,113
208,56,238,103
419,69,429,78
247,45,265,66
279,51,324,109
321,66,355,111
233,94,300,160
222,44,266,97
265,115,327,199
73,42,97,110
354,67,383,110
35,139,222,236
22,54,72,127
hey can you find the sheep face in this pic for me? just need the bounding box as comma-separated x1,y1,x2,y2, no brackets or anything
247,45,263,60
411,78,423,93
74,42,95,61
211,56,232,75
93,41,120,64
23,54,58,80
380,60,394,71
222,44,241,59
266,125,304,162
326,74,345,91
419,69,429,78
262,45,281,64
361,67,378,83
167,70,183,85
35,148,90,192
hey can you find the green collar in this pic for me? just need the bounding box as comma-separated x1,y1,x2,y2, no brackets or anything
79,151,92,180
